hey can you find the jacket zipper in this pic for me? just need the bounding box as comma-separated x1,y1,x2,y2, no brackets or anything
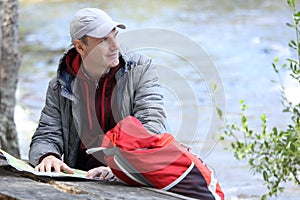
101,77,109,131
84,82,93,130
95,80,99,89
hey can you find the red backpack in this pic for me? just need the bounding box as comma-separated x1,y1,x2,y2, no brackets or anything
88,116,224,200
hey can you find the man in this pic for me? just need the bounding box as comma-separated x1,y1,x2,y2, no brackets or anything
29,8,167,180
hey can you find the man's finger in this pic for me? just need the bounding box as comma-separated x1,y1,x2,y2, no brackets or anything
40,164,46,172
61,164,74,174
35,164,44,172
53,162,62,173
87,167,101,179
99,169,108,180
45,161,53,172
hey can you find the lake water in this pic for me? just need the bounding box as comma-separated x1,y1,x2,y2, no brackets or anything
16,0,300,199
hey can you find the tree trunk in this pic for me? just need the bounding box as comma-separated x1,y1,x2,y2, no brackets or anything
0,0,21,157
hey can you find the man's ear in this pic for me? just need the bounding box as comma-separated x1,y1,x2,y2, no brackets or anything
73,39,85,56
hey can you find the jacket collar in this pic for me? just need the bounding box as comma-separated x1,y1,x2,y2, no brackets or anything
56,45,130,101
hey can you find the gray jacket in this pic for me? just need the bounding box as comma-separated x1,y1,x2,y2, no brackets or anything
29,48,167,167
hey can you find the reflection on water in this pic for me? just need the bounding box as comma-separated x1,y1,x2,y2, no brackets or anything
17,0,300,199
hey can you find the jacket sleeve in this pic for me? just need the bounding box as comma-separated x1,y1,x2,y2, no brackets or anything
132,57,167,134
29,78,64,167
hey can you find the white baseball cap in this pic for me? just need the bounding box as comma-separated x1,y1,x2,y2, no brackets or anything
70,8,126,42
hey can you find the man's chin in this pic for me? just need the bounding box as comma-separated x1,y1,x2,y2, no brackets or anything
109,59,120,68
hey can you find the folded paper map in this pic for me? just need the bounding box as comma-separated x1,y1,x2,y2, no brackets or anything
0,149,88,179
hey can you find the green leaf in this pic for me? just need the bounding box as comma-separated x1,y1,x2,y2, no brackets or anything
293,11,300,25
239,99,244,105
231,143,235,149
213,83,217,91
293,11,300,22
286,22,295,28
282,63,287,68
263,171,268,181
216,107,223,118
261,194,268,200
279,187,285,193
261,114,266,122
272,127,278,135
290,143,296,152
242,115,247,124
289,42,297,50
290,40,297,47
287,0,296,8
272,63,279,73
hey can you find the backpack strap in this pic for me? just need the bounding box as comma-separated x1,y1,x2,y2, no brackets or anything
161,161,194,191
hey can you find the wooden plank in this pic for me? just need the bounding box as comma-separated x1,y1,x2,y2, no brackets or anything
0,167,191,200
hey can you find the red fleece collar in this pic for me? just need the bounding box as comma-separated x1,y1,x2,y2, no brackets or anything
65,49,82,77
65,49,123,80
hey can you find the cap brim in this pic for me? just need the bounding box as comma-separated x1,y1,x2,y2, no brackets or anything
87,21,126,39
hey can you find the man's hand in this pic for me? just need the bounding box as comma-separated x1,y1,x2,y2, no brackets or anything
35,155,74,174
87,166,115,181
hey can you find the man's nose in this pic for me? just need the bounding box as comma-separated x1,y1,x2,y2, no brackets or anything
109,37,120,51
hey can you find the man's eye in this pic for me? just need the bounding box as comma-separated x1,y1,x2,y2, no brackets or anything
98,38,107,43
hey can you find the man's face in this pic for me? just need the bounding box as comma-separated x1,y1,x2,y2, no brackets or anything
76,28,120,79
